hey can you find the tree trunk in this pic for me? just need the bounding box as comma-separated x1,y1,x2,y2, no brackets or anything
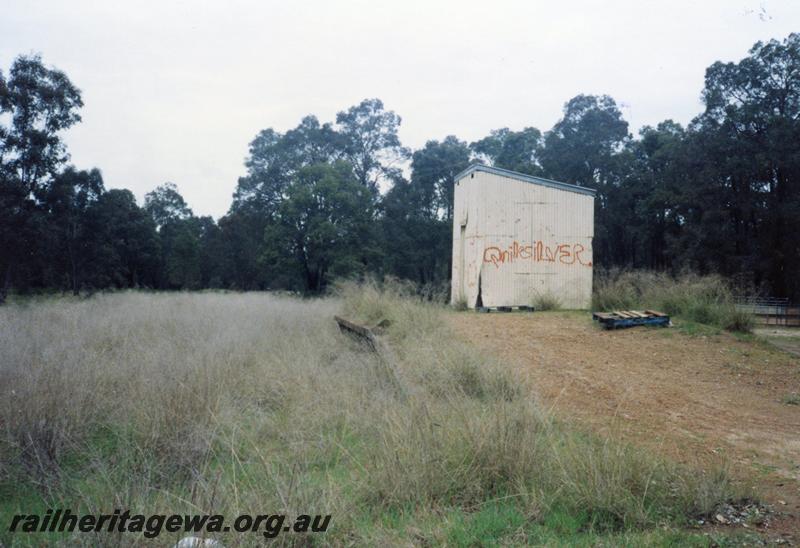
71,262,79,296
70,245,80,296
0,262,12,305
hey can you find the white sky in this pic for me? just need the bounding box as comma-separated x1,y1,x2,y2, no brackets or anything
3,0,799,218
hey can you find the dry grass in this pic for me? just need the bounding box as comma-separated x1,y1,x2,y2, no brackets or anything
0,286,741,545
530,290,563,311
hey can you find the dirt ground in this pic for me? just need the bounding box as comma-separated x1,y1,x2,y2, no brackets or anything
451,311,800,540
757,327,800,358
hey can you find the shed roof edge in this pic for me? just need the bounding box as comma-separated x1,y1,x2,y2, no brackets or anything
454,164,597,196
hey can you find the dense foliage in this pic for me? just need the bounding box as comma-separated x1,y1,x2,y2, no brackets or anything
2,34,799,301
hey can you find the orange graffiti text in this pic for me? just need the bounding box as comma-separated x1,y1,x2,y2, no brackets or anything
482,241,592,268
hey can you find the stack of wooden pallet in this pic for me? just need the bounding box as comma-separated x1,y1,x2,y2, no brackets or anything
592,310,670,329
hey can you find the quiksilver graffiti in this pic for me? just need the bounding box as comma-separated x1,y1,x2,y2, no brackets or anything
482,240,592,268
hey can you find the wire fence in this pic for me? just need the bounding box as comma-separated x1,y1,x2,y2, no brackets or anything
734,297,800,326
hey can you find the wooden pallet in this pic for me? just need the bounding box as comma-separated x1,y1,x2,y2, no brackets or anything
476,305,535,313
592,309,670,329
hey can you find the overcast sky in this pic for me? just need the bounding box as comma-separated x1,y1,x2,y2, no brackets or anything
3,1,799,218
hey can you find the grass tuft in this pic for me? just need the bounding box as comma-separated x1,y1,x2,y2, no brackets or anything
782,393,800,405
531,290,563,311
452,295,469,311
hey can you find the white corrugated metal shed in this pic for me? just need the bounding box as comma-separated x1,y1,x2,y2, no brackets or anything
451,164,595,309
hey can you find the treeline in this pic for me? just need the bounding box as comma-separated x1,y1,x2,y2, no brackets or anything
2,34,799,303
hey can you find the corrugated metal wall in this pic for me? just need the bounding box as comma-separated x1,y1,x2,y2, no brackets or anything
451,167,595,309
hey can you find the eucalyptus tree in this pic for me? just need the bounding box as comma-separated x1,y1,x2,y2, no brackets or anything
335,98,410,192
262,162,376,292
539,94,631,266
44,167,105,294
0,54,83,302
144,182,193,229
470,126,543,176
691,33,800,298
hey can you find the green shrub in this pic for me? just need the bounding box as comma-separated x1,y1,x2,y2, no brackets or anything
721,306,756,333
781,393,800,405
